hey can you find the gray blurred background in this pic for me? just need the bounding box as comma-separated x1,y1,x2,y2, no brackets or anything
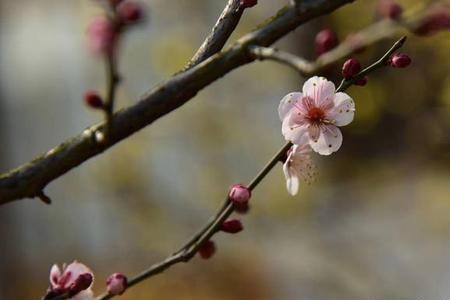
1,0,450,299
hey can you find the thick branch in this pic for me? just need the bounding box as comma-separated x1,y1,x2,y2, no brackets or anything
187,0,244,68
249,19,407,76
0,0,354,205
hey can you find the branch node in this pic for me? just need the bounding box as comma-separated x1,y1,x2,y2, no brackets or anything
37,191,52,205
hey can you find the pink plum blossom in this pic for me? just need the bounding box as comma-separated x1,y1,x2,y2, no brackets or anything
282,144,316,196
106,273,128,295
279,76,355,155
48,261,94,300
87,16,116,56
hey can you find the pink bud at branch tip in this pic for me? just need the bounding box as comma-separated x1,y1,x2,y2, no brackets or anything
389,53,411,68
106,273,128,295
84,91,104,109
240,0,257,9
342,58,361,79
228,184,251,205
221,219,244,234
315,29,338,56
198,240,216,259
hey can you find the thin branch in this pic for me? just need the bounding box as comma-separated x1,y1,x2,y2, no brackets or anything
248,19,409,76
186,0,244,68
95,36,408,300
0,0,354,205
249,46,314,75
95,142,292,300
102,50,120,143
336,36,407,91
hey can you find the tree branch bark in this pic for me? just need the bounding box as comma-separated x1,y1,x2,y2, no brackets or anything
0,0,354,205
186,0,244,68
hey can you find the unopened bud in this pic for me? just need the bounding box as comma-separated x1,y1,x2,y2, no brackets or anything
377,0,403,20
234,202,250,214
240,0,257,9
389,53,411,68
84,91,104,109
69,273,93,296
342,58,361,79
414,6,450,36
87,16,116,56
354,76,368,86
221,219,244,234
198,240,216,259
315,29,338,56
106,273,128,295
116,1,143,23
228,184,251,205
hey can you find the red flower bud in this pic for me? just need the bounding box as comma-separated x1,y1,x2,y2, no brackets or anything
87,16,116,56
198,240,216,259
116,1,143,23
315,29,338,56
228,184,251,205
413,4,450,36
234,202,251,214
68,273,93,296
377,0,403,20
106,273,128,295
84,91,104,109
354,76,368,86
389,53,411,68
240,0,257,9
221,219,244,234
342,58,361,79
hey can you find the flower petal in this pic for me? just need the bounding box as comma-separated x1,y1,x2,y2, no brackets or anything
310,125,343,155
283,162,299,196
50,264,61,287
63,261,94,288
308,124,320,143
278,92,302,121
302,76,335,108
328,92,355,126
282,114,309,145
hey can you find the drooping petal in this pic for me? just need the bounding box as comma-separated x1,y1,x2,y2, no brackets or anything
327,92,355,126
282,114,309,145
63,261,94,289
302,76,335,108
278,92,303,121
308,124,320,143
283,161,299,196
50,264,61,287
310,125,343,155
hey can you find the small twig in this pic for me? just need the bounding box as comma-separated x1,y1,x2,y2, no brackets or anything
95,37,407,300
336,36,407,91
249,46,314,75
37,191,51,205
95,141,292,300
186,0,244,68
102,50,120,143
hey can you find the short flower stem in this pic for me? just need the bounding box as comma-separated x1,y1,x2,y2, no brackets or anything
95,36,408,300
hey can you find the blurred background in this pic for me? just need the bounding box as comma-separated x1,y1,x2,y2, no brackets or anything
1,0,450,299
